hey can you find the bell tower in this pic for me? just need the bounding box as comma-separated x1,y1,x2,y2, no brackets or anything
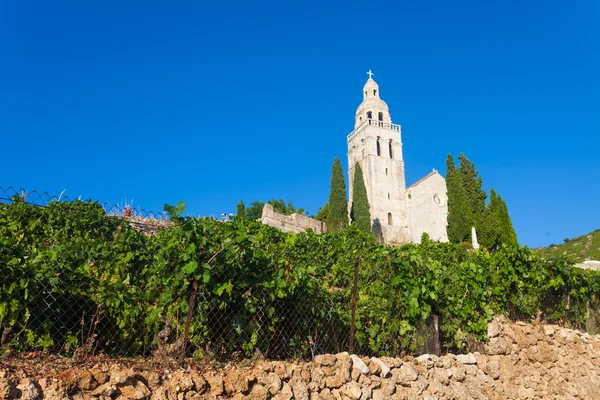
347,71,411,243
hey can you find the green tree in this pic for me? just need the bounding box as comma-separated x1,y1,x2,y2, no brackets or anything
326,157,349,232
236,200,246,221
479,189,518,250
350,163,371,234
458,153,487,231
497,194,518,246
446,154,472,243
245,199,305,221
314,202,329,222
479,189,501,249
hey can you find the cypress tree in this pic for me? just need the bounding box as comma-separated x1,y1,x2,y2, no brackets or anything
350,163,371,234
497,194,518,246
479,189,518,250
326,157,349,232
236,200,246,220
458,153,486,231
479,189,501,249
446,154,472,243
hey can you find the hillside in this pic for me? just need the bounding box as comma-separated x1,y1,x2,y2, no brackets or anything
535,229,600,263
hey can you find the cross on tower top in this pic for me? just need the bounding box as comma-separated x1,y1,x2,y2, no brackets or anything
367,69,374,79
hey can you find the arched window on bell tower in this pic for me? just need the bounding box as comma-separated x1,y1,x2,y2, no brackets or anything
388,213,393,225
376,137,381,156
367,111,372,120
388,140,393,159
378,112,383,121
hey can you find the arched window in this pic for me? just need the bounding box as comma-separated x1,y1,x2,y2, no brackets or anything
389,140,393,159
378,112,383,121
385,168,388,175
376,137,381,156
374,89,377,96
387,212,393,225
367,111,372,120
387,193,390,199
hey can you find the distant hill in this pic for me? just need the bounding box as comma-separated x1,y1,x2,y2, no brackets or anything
535,229,600,263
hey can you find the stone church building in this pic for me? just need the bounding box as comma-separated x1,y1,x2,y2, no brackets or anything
347,72,447,244
261,72,448,244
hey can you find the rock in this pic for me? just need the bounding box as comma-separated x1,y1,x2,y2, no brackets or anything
16,379,42,400
361,385,372,400
372,389,386,400
263,372,282,394
119,380,151,400
415,354,436,369
184,391,202,399
350,355,369,375
455,353,477,365
486,359,501,380
486,337,512,355
0,372,19,400
488,319,502,338
544,325,555,336
450,366,466,383
171,371,194,393
336,352,353,383
189,371,206,394
368,360,381,376
92,382,119,397
249,384,269,400
315,354,338,367
324,375,343,389
370,357,391,378
341,381,362,399
273,382,293,400
204,372,224,396
395,364,418,385
223,370,249,395
381,380,396,395
319,388,333,400
290,377,309,400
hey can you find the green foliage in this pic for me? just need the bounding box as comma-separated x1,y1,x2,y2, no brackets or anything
458,153,486,231
536,229,600,263
314,202,329,222
350,163,371,234
2,197,600,359
236,200,246,221
446,154,472,243
245,199,305,221
326,157,349,233
447,154,517,250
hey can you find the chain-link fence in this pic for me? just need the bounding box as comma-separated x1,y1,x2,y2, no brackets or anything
2,186,597,363
0,186,394,361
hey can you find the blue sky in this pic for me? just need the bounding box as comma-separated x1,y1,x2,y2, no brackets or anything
1,0,598,247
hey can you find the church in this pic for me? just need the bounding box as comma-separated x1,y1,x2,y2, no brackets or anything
261,72,448,244
347,71,448,244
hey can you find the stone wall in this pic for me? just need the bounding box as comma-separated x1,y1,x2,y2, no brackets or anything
260,204,326,234
575,260,600,271
3,317,600,399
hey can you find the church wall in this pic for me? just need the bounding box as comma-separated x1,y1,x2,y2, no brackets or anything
406,173,449,243
260,204,326,234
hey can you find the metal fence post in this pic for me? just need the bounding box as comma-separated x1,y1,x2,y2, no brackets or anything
349,260,359,354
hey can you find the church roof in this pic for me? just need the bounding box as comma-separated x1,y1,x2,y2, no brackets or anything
406,170,443,191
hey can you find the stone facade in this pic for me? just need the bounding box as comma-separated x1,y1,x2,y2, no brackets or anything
260,204,326,234
405,171,449,243
348,73,448,244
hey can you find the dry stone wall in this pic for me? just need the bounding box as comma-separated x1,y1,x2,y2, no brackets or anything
260,204,326,234
3,317,600,399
